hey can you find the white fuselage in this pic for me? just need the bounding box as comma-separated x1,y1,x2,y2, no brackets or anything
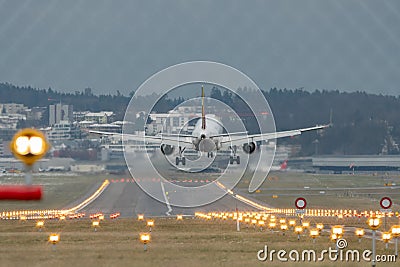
191,115,223,152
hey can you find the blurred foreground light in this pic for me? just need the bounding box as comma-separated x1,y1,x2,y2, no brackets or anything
10,129,49,165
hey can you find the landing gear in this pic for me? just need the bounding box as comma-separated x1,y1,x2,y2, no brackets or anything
229,145,240,164
175,146,186,166
176,156,186,166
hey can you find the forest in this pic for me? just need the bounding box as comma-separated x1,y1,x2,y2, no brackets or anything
1,82,399,156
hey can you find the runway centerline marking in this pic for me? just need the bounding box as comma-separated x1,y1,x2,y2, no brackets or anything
160,181,172,216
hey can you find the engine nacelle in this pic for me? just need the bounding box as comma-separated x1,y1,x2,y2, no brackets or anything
243,142,256,154
160,144,174,155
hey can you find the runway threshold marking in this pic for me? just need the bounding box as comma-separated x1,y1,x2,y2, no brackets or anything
160,181,172,216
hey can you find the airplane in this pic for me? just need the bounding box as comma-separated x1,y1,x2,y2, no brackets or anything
90,86,330,166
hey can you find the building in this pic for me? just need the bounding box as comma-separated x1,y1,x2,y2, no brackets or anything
312,155,400,173
84,111,114,124
49,103,73,125
47,121,81,141
147,106,203,135
0,103,26,114
87,123,122,133
26,107,47,121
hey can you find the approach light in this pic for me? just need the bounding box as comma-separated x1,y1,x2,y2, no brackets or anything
268,222,276,230
310,229,320,242
36,220,44,231
391,225,400,257
138,214,144,221
176,215,183,221
140,233,151,244
147,220,154,227
367,216,381,230
48,233,60,245
140,232,151,251
280,224,288,235
92,220,100,231
10,129,49,165
316,223,324,232
332,225,344,238
382,232,391,242
331,233,338,242
355,228,365,242
295,226,303,240
390,225,400,238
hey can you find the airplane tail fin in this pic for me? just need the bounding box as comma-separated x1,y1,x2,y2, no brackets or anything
280,160,288,170
201,85,206,130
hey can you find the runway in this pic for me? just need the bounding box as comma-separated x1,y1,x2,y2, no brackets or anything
76,178,264,217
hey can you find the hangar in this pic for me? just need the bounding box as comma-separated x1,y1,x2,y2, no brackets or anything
312,155,400,173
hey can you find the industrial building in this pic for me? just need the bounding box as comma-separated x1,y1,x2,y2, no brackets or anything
312,155,400,173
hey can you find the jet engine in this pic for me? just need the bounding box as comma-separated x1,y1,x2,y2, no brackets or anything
243,142,256,154
160,144,174,155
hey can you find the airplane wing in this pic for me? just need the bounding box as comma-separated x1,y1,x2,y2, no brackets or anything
88,130,193,146
220,124,330,146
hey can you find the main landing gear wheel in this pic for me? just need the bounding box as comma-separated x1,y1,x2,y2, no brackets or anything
229,155,240,164
176,156,186,166
229,145,240,164
176,146,186,165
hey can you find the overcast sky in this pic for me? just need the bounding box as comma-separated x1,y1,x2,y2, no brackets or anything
0,0,399,96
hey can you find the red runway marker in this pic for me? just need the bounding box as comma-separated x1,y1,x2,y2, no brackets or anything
0,185,42,200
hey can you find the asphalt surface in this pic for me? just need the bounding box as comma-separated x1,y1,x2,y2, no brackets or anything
79,178,260,217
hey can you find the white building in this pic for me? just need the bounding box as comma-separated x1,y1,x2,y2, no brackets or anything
84,111,114,124
147,106,203,135
0,103,26,114
47,121,81,141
